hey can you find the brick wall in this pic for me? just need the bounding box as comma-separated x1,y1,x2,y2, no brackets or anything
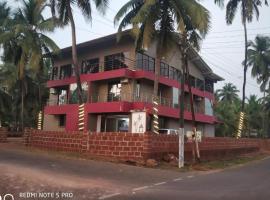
86,132,145,161
24,130,264,163
0,127,7,143
25,129,86,153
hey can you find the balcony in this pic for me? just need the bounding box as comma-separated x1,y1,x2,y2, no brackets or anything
47,92,205,115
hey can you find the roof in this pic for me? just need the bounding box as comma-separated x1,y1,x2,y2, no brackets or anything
52,30,133,59
188,48,224,82
52,30,223,82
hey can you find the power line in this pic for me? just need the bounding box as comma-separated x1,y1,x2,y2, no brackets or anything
201,56,260,89
206,32,270,39
209,26,270,34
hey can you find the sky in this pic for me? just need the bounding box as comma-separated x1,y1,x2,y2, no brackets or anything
7,0,270,97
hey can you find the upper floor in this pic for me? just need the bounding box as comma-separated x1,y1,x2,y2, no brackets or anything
48,31,222,95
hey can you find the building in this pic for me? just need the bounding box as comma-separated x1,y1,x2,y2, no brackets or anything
43,31,223,137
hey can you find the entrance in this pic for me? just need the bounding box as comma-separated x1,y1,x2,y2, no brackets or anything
99,115,129,132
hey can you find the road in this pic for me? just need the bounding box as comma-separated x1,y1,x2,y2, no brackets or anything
0,142,269,200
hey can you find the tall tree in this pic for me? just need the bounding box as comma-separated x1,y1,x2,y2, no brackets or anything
0,0,59,130
247,35,270,137
115,0,210,162
49,0,109,104
216,83,240,103
245,95,263,137
214,0,269,111
247,35,270,92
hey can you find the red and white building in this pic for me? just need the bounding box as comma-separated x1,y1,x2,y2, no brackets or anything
43,31,223,137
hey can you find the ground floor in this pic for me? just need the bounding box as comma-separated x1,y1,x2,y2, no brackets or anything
43,111,215,137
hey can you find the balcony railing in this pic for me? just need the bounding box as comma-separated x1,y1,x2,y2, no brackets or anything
47,92,204,114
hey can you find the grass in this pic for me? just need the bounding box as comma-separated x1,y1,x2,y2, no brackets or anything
158,152,269,172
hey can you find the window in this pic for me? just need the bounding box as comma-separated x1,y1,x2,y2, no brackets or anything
58,89,68,105
172,87,179,108
69,82,88,104
82,58,99,74
136,81,140,98
52,67,58,80
160,62,169,78
104,53,127,71
136,52,155,72
185,74,196,87
205,98,213,116
59,115,66,127
205,79,214,93
60,64,72,79
101,115,129,132
108,82,121,102
196,78,205,91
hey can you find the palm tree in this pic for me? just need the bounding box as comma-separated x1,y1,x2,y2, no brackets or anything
115,0,210,162
247,35,270,92
247,35,270,137
245,95,263,137
214,0,269,111
0,0,59,130
216,83,240,103
49,0,109,104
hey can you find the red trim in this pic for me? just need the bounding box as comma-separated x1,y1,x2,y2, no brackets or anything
45,102,215,124
47,68,214,100
44,104,79,131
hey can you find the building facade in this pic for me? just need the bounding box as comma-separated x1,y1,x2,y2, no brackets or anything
43,32,223,137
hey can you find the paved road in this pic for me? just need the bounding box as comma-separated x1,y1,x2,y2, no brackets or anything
0,142,270,200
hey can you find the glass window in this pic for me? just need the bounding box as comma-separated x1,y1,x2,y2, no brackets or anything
205,79,214,93
82,58,99,74
58,89,68,105
205,98,213,116
101,115,129,132
59,115,66,127
160,62,169,78
173,87,179,108
52,67,58,80
196,78,205,91
136,52,155,72
136,81,140,98
60,64,72,79
108,82,121,102
104,53,127,71
69,82,88,104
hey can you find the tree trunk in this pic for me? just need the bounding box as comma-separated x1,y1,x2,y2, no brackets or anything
153,57,161,96
185,59,200,163
241,10,248,112
263,90,266,137
179,34,200,163
179,52,186,129
21,79,24,132
67,2,83,104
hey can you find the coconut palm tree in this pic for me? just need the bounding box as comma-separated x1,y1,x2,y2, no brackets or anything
115,0,210,162
49,0,109,104
216,83,240,103
0,0,59,130
246,35,270,137
214,0,269,111
245,95,263,136
247,35,270,92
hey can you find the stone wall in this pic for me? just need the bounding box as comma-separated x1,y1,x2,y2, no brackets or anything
24,129,266,163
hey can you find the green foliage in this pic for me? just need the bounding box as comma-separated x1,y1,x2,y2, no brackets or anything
215,83,269,138
247,35,270,92
0,0,58,129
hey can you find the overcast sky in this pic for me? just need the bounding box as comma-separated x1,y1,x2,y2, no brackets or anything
7,0,270,97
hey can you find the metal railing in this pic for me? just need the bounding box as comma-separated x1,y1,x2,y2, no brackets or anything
47,92,205,114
